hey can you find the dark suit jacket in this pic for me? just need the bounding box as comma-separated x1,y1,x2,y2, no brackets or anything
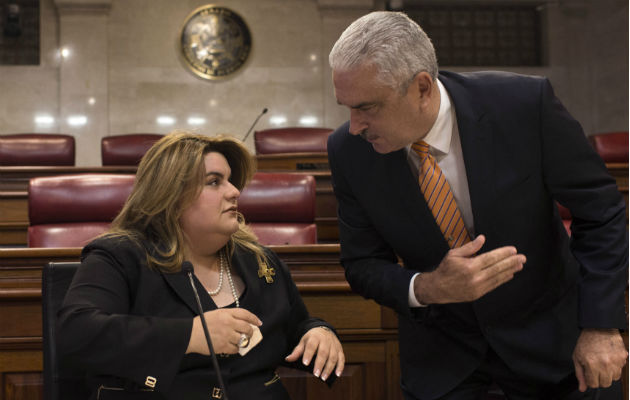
327,70,628,399
58,236,334,400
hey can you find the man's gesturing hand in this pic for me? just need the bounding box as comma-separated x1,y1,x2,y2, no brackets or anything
414,235,526,305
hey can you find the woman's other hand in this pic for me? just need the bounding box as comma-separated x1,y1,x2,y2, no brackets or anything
186,308,262,355
285,326,345,381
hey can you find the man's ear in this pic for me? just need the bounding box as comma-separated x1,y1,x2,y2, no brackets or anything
414,71,436,103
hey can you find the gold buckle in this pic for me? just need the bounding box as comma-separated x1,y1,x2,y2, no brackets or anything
144,376,157,388
211,387,223,399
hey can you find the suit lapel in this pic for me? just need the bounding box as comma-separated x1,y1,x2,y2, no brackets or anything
161,249,264,316
440,73,496,236
162,268,212,314
384,149,449,251
230,249,263,316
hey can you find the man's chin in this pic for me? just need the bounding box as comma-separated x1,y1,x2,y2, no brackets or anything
371,142,395,154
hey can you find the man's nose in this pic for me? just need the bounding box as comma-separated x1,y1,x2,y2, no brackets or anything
349,110,367,136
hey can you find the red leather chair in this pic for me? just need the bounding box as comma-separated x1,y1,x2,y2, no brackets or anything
28,174,135,247
239,172,317,245
0,133,75,166
588,131,629,163
254,127,333,155
101,134,163,166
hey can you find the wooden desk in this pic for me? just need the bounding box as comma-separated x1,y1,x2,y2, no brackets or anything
0,245,401,400
0,166,339,246
255,152,329,171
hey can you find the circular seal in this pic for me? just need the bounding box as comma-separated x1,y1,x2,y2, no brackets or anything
179,5,252,80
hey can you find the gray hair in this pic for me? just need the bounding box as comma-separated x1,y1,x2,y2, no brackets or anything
329,11,438,91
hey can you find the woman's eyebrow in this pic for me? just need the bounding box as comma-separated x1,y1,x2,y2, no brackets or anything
205,171,230,179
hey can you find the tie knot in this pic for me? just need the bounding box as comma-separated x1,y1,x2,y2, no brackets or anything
412,141,430,157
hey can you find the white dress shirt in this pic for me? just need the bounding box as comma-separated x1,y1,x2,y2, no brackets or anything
407,79,475,307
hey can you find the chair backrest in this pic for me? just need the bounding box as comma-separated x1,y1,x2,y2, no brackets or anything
101,134,163,166
239,172,317,245
0,133,75,166
42,262,90,400
254,127,333,154
588,131,629,163
28,174,135,247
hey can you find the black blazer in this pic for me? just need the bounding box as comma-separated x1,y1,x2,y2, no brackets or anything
327,70,628,399
58,236,334,400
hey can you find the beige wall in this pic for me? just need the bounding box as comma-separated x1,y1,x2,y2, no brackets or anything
0,0,627,165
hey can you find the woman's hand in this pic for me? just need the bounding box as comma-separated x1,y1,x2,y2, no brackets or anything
285,326,345,381
187,308,262,355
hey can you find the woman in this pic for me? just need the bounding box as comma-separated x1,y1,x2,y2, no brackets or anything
58,131,345,400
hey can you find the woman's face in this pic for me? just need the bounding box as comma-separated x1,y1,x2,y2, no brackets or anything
179,151,240,252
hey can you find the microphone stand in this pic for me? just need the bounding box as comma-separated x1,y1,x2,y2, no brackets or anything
241,108,268,142
183,262,230,400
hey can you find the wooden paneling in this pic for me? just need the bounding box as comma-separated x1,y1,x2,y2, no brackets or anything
3,373,42,400
303,294,381,329
0,192,29,246
280,365,364,400
256,153,329,171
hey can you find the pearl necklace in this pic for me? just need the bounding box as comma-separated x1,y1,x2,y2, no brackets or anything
206,253,224,296
209,252,240,308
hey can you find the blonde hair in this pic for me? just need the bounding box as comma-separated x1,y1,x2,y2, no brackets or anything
106,130,266,272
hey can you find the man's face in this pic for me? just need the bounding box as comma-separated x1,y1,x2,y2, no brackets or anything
333,64,436,154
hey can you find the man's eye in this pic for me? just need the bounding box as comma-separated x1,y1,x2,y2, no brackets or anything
361,105,377,113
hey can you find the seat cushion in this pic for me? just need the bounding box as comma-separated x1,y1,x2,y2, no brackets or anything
28,223,111,248
249,223,317,245
29,174,135,224
101,134,163,165
239,173,316,223
254,128,333,154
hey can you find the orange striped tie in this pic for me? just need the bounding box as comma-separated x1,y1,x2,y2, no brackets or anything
412,141,470,248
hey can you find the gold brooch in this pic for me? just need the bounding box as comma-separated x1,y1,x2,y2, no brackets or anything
257,258,275,283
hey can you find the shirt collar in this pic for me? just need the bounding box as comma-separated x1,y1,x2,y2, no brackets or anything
418,79,453,156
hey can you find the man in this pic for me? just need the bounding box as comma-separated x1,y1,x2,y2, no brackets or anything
327,11,628,400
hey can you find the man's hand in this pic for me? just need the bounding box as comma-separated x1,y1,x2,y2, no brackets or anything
572,328,628,391
414,235,526,304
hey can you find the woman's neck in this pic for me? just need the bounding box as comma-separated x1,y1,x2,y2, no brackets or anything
186,253,221,273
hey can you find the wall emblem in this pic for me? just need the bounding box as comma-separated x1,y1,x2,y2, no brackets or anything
179,5,252,80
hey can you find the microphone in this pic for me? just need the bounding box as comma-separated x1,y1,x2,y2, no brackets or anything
241,108,268,142
182,261,230,400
